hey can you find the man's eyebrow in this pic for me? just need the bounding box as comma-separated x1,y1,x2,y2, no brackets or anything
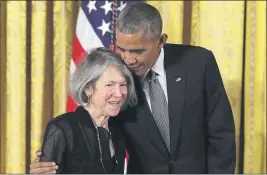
129,49,145,52
116,45,125,51
116,45,145,52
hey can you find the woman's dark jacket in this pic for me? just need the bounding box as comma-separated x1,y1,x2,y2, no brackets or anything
40,106,126,174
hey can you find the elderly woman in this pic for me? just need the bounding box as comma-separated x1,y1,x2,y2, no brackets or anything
38,47,137,174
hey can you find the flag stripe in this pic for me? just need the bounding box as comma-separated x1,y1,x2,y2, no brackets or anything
72,35,86,66
76,7,103,51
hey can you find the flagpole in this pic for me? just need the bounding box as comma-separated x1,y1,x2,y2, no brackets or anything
111,0,117,52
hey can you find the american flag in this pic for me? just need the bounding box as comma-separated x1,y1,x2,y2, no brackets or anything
67,1,138,173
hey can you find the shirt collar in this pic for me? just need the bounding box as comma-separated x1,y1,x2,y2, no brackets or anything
151,47,165,78
141,47,165,81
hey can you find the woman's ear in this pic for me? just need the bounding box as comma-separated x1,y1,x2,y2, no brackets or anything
159,33,168,48
84,88,92,98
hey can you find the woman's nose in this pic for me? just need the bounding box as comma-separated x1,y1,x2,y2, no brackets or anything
113,86,123,97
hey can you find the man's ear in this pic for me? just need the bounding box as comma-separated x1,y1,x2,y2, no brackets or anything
159,33,168,48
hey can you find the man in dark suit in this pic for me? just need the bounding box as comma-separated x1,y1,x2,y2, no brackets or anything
30,2,236,174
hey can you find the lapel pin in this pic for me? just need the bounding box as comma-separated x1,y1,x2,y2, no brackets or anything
176,77,182,82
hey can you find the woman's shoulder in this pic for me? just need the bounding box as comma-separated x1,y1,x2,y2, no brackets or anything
43,111,78,149
49,111,75,125
45,111,79,137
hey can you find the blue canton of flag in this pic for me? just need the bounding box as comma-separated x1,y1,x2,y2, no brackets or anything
81,0,134,48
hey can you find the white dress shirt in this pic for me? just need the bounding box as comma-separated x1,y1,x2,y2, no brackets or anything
141,48,168,111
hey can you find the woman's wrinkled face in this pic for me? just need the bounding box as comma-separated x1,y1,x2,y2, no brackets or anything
86,66,128,117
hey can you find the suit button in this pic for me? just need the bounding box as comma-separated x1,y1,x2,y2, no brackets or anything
169,160,176,164
169,160,176,167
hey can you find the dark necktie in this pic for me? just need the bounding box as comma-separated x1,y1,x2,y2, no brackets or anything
148,70,170,152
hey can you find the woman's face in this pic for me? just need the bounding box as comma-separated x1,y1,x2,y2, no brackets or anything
86,66,128,117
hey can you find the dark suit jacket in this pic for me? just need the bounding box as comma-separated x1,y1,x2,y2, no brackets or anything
117,44,236,173
40,106,125,174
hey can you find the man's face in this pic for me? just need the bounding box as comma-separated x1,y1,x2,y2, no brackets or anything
115,29,163,77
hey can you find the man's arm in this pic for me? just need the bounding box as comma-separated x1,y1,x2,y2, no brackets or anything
204,50,236,173
30,150,58,174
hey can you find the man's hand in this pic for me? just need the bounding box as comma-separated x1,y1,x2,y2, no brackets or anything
29,150,58,174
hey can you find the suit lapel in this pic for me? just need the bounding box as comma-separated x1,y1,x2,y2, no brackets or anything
164,45,186,157
166,67,186,157
135,79,169,157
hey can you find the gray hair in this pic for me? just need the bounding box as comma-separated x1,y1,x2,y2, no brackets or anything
69,47,137,110
117,2,162,39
